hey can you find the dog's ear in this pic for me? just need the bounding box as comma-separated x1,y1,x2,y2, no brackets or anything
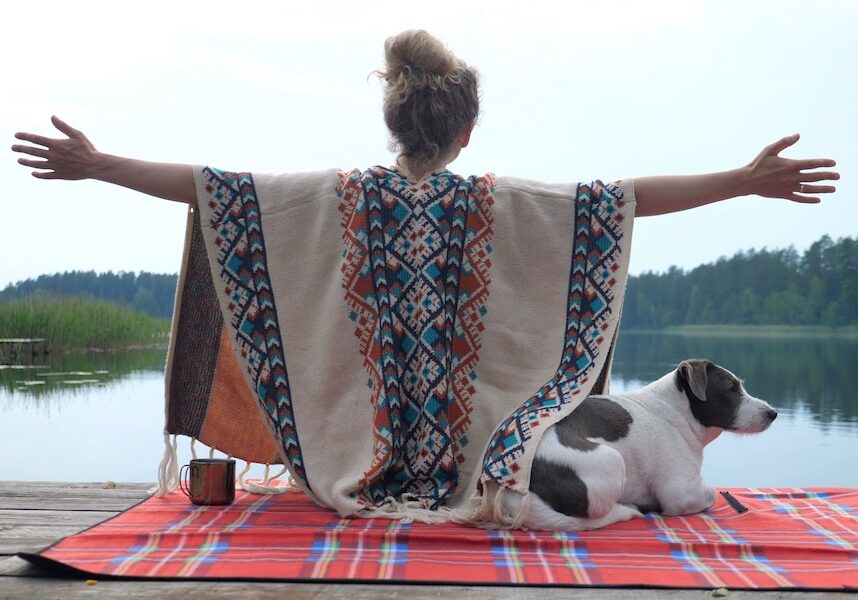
677,359,710,402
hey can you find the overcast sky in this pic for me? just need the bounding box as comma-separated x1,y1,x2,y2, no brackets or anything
2,0,855,288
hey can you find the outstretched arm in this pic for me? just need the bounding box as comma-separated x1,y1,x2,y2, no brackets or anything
12,116,197,206
633,134,839,217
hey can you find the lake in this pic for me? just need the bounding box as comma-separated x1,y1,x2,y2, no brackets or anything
2,332,857,488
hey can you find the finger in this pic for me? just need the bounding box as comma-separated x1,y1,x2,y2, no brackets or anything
764,133,800,156
14,132,59,147
10,144,49,158
799,171,840,182
17,157,52,169
32,171,64,179
798,184,836,194
787,192,821,204
51,115,81,139
794,158,836,169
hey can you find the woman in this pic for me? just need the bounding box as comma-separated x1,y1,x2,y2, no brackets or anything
11,30,839,525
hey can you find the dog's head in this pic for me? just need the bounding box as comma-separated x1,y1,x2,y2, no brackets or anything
674,359,777,434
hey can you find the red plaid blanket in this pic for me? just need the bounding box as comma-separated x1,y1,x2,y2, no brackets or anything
21,487,858,590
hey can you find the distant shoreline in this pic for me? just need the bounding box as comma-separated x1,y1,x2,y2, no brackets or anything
622,324,858,339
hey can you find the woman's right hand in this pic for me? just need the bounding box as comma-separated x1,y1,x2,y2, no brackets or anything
12,116,196,204
12,116,99,180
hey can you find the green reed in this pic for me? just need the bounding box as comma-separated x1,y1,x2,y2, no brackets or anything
0,295,171,350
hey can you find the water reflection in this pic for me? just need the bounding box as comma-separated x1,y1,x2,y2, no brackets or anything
1,334,856,486
612,331,858,427
0,346,167,402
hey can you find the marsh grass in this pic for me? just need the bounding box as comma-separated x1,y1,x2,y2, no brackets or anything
0,295,170,350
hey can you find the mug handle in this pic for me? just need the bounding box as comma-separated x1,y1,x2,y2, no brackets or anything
179,464,192,498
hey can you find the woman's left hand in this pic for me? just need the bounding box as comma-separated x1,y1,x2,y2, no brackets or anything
746,134,839,203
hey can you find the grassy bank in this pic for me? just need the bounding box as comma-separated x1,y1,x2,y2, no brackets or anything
0,295,170,350
625,324,858,339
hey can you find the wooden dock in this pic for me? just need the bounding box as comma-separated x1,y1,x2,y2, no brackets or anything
0,338,48,364
0,481,849,598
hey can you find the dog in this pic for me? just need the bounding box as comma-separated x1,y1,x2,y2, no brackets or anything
510,359,778,530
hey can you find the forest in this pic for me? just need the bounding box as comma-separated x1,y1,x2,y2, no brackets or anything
1,234,856,328
0,271,177,319
623,234,858,328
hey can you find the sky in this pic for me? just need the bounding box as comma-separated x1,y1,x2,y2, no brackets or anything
2,0,856,288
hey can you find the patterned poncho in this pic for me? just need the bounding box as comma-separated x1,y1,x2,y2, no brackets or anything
160,165,636,525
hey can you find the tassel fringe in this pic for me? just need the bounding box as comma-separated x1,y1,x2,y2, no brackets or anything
151,432,179,496
151,436,537,527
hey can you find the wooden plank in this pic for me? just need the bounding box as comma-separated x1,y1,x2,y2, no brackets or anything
0,482,144,556
0,532,79,556
0,509,117,525
0,496,145,511
0,510,118,555
0,520,116,554
0,482,151,511
0,481,152,492
0,576,848,599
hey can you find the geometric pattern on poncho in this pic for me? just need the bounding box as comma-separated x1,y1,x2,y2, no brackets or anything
338,167,495,508
482,180,627,488
201,167,307,488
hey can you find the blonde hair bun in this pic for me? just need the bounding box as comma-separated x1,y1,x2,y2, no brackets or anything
383,29,457,77
378,30,480,168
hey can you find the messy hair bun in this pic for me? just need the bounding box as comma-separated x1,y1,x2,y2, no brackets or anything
377,30,480,169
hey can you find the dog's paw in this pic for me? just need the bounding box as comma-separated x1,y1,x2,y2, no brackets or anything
660,486,718,516
582,503,642,529
701,486,717,510
618,503,644,519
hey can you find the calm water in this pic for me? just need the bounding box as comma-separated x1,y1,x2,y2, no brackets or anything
2,333,857,487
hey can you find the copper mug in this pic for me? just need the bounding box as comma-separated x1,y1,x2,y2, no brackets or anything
180,458,235,505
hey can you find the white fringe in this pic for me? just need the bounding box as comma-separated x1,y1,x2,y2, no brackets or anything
442,483,532,530
151,433,179,496
238,462,298,495
236,460,252,484
157,436,517,519
356,494,485,525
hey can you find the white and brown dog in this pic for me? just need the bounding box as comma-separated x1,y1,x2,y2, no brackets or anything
513,359,778,530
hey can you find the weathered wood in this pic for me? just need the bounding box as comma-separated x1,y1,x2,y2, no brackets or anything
0,481,850,598
0,481,152,492
0,496,145,511
0,509,119,554
0,481,151,511
0,483,147,558
0,509,117,525
0,576,849,599
1,534,84,556
0,338,49,364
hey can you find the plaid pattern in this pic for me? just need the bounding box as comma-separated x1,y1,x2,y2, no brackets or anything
26,487,858,589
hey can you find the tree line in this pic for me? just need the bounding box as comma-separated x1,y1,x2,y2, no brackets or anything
1,233,856,327
0,271,177,319
623,234,858,328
